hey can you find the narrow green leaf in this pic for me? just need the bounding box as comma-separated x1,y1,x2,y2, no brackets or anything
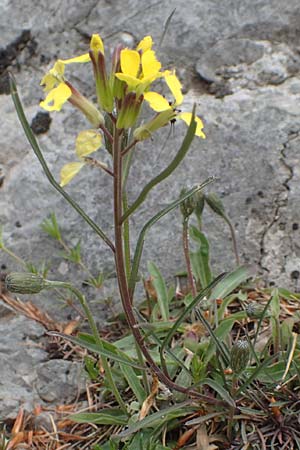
237,355,276,393
115,401,194,438
160,273,227,374
129,179,215,298
208,266,250,300
195,309,231,365
9,74,115,252
49,332,144,370
197,309,246,366
119,363,146,405
189,226,212,288
186,411,225,426
148,262,169,321
200,378,235,407
70,409,128,425
217,294,236,320
270,288,280,319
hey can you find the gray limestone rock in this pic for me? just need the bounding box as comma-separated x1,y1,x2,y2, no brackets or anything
1,0,300,417
0,312,86,419
36,359,86,403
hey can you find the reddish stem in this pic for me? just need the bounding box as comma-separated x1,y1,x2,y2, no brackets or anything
112,125,223,404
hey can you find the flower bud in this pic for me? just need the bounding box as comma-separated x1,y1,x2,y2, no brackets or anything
5,272,46,294
193,191,205,221
110,45,126,100
205,193,225,217
89,35,114,113
230,340,250,374
180,188,196,220
246,303,268,319
116,92,143,129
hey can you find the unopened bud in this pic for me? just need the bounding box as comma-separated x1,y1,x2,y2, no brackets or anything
246,303,268,319
5,272,46,294
205,193,225,217
230,340,250,374
180,188,196,220
111,45,125,100
193,191,205,220
116,92,143,129
89,35,114,113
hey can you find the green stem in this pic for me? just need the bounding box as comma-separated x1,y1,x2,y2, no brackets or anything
1,246,26,268
112,125,214,400
227,376,238,441
223,215,240,266
47,280,128,414
121,107,198,223
9,75,115,253
121,139,138,157
128,180,215,300
182,219,197,298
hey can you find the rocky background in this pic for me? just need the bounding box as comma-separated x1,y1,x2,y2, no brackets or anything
1,0,300,417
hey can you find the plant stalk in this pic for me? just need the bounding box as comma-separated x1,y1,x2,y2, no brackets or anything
112,126,221,402
182,219,197,298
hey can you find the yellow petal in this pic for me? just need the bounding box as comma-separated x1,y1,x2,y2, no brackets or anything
62,54,91,64
178,112,206,138
60,162,85,187
115,73,141,89
141,50,161,78
40,61,65,91
75,129,102,157
144,91,171,112
164,71,183,106
136,35,153,52
120,49,140,77
90,34,104,54
51,60,66,76
40,83,72,111
40,73,58,92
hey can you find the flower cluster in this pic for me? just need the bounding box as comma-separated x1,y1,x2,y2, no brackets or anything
40,34,205,186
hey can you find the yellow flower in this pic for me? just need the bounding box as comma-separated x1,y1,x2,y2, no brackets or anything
40,56,104,127
40,54,90,112
144,70,206,138
115,36,162,96
60,129,102,187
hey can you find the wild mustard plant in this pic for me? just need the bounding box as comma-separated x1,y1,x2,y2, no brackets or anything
9,32,212,399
